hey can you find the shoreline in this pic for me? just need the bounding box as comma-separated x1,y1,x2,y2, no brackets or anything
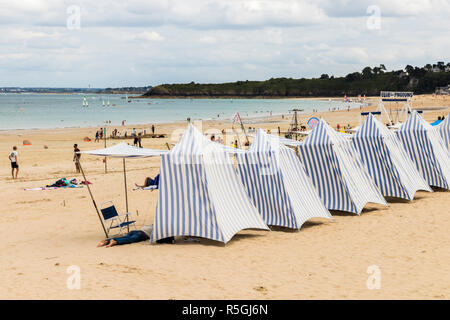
135,95,373,100
1,100,448,134
0,93,449,299
0,108,351,134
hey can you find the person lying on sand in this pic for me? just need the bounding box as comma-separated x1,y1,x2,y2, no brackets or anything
98,225,153,247
135,174,160,189
97,225,175,247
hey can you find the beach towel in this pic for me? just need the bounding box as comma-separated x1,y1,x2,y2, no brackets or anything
133,185,158,191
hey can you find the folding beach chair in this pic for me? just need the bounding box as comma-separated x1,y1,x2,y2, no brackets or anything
100,201,136,237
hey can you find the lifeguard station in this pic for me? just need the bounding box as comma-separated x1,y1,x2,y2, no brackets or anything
379,91,419,124
359,91,420,128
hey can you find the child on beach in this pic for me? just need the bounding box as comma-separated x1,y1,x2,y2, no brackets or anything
9,146,19,179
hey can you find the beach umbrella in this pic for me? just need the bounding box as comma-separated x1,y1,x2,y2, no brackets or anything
78,143,168,236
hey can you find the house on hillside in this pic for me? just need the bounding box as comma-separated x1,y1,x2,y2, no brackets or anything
435,85,450,95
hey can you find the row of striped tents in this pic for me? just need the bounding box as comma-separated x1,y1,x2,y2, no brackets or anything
151,124,269,244
396,111,450,189
298,119,387,214
353,114,432,200
236,129,332,229
436,115,449,151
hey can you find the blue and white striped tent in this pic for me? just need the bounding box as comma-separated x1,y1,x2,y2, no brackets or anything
236,129,332,229
353,114,431,200
436,115,449,151
396,111,450,189
151,124,269,244
298,119,387,214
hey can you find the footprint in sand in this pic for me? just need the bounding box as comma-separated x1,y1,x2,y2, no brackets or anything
254,286,268,295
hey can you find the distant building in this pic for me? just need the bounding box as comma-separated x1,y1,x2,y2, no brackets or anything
435,85,450,95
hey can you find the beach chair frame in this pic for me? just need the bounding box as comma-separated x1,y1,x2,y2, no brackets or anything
100,201,136,237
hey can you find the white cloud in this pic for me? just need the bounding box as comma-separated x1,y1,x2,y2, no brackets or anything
0,0,448,86
134,31,164,41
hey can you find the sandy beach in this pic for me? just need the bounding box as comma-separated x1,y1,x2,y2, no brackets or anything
0,94,449,300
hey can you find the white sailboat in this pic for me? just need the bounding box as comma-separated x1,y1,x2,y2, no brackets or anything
82,96,89,107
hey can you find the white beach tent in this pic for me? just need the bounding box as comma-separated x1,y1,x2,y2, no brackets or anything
236,129,332,229
150,124,269,244
436,115,449,151
297,119,387,214
353,114,432,200
396,111,450,189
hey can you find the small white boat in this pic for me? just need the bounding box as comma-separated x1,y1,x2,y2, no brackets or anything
82,96,88,107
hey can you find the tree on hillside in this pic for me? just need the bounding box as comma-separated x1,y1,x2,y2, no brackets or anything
362,66,373,78
405,65,414,75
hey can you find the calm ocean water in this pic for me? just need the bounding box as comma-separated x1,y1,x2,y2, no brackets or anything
0,93,352,130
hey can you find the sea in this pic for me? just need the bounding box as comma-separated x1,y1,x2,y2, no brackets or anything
0,93,356,130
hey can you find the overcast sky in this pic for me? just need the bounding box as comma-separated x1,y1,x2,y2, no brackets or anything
0,0,449,87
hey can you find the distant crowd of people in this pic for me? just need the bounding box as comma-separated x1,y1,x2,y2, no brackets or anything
93,125,157,148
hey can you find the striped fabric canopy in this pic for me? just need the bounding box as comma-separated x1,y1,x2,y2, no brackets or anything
396,111,450,189
298,119,387,214
236,129,332,229
353,114,432,200
151,124,269,244
436,115,449,151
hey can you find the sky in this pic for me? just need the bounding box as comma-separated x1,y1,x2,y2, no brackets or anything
0,0,449,87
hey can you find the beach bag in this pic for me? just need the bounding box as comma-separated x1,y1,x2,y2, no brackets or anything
156,236,175,244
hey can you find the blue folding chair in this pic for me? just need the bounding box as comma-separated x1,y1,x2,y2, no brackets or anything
100,201,136,237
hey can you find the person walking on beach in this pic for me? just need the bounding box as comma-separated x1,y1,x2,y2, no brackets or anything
95,130,100,143
9,146,19,179
73,144,81,173
151,124,155,134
